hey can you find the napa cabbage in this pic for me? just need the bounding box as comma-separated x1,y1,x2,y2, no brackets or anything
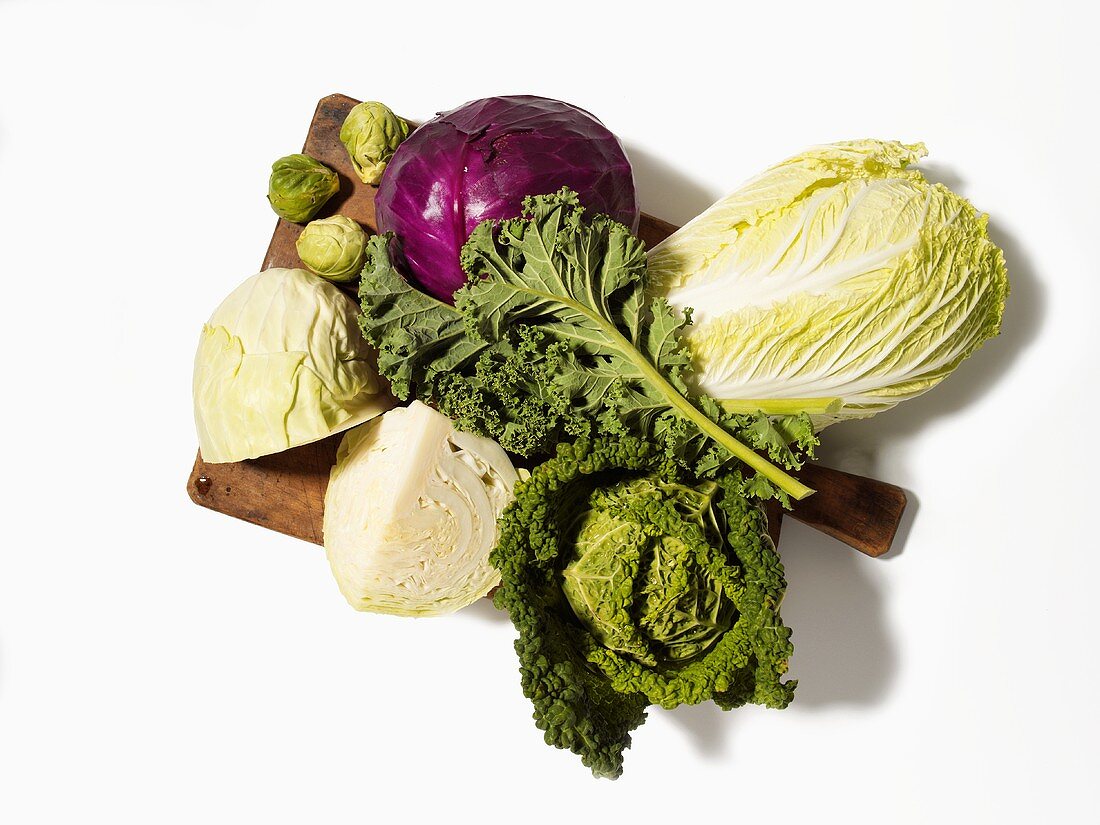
647,140,1009,427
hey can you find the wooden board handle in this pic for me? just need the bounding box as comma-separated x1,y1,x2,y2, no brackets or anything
188,447,907,558
788,463,907,557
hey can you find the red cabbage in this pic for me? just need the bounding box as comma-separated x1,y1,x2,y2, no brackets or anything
375,95,639,302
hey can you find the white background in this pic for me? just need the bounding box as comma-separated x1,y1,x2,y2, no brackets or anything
1,0,1096,821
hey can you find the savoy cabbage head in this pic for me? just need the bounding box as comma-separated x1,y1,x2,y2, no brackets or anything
562,476,736,667
491,437,794,778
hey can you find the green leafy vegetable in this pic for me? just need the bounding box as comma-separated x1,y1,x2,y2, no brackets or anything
359,190,817,502
648,140,1009,427
491,436,795,778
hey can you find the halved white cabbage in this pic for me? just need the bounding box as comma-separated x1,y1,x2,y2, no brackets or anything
648,140,1008,427
193,268,393,463
323,401,519,616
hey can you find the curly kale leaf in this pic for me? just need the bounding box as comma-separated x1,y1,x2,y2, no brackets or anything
359,236,573,455
491,437,796,778
359,191,817,500
357,234,486,400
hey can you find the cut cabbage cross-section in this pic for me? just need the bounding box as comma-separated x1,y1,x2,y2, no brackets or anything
324,402,519,616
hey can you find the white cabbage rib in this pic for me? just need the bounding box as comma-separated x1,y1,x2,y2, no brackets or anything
647,140,1008,426
193,268,392,462
323,402,519,616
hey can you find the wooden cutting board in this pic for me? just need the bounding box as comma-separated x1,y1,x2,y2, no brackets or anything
186,93,907,556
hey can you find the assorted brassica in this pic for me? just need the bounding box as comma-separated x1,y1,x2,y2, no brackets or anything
324,402,519,616
374,95,639,302
193,95,1009,780
193,268,392,463
359,190,817,503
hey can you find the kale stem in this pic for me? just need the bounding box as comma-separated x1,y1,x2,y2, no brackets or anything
508,287,817,502
630,355,816,500
598,322,815,501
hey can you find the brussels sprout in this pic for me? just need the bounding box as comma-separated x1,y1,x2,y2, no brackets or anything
339,101,409,185
267,153,340,223
295,215,368,283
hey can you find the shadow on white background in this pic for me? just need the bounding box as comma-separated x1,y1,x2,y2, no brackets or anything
652,160,1045,759
627,143,720,228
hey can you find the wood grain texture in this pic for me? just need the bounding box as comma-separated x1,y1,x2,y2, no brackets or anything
788,464,907,557
187,93,906,557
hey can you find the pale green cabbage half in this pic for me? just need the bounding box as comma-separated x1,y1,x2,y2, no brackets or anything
193,268,393,463
648,140,1009,427
324,402,519,616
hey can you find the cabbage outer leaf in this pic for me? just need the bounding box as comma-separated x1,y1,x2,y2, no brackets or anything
193,268,392,463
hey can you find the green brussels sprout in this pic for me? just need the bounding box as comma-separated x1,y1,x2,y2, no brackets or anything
339,101,409,185
295,215,368,283
267,154,340,223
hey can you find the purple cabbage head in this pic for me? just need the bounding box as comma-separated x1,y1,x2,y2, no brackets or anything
375,95,639,302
